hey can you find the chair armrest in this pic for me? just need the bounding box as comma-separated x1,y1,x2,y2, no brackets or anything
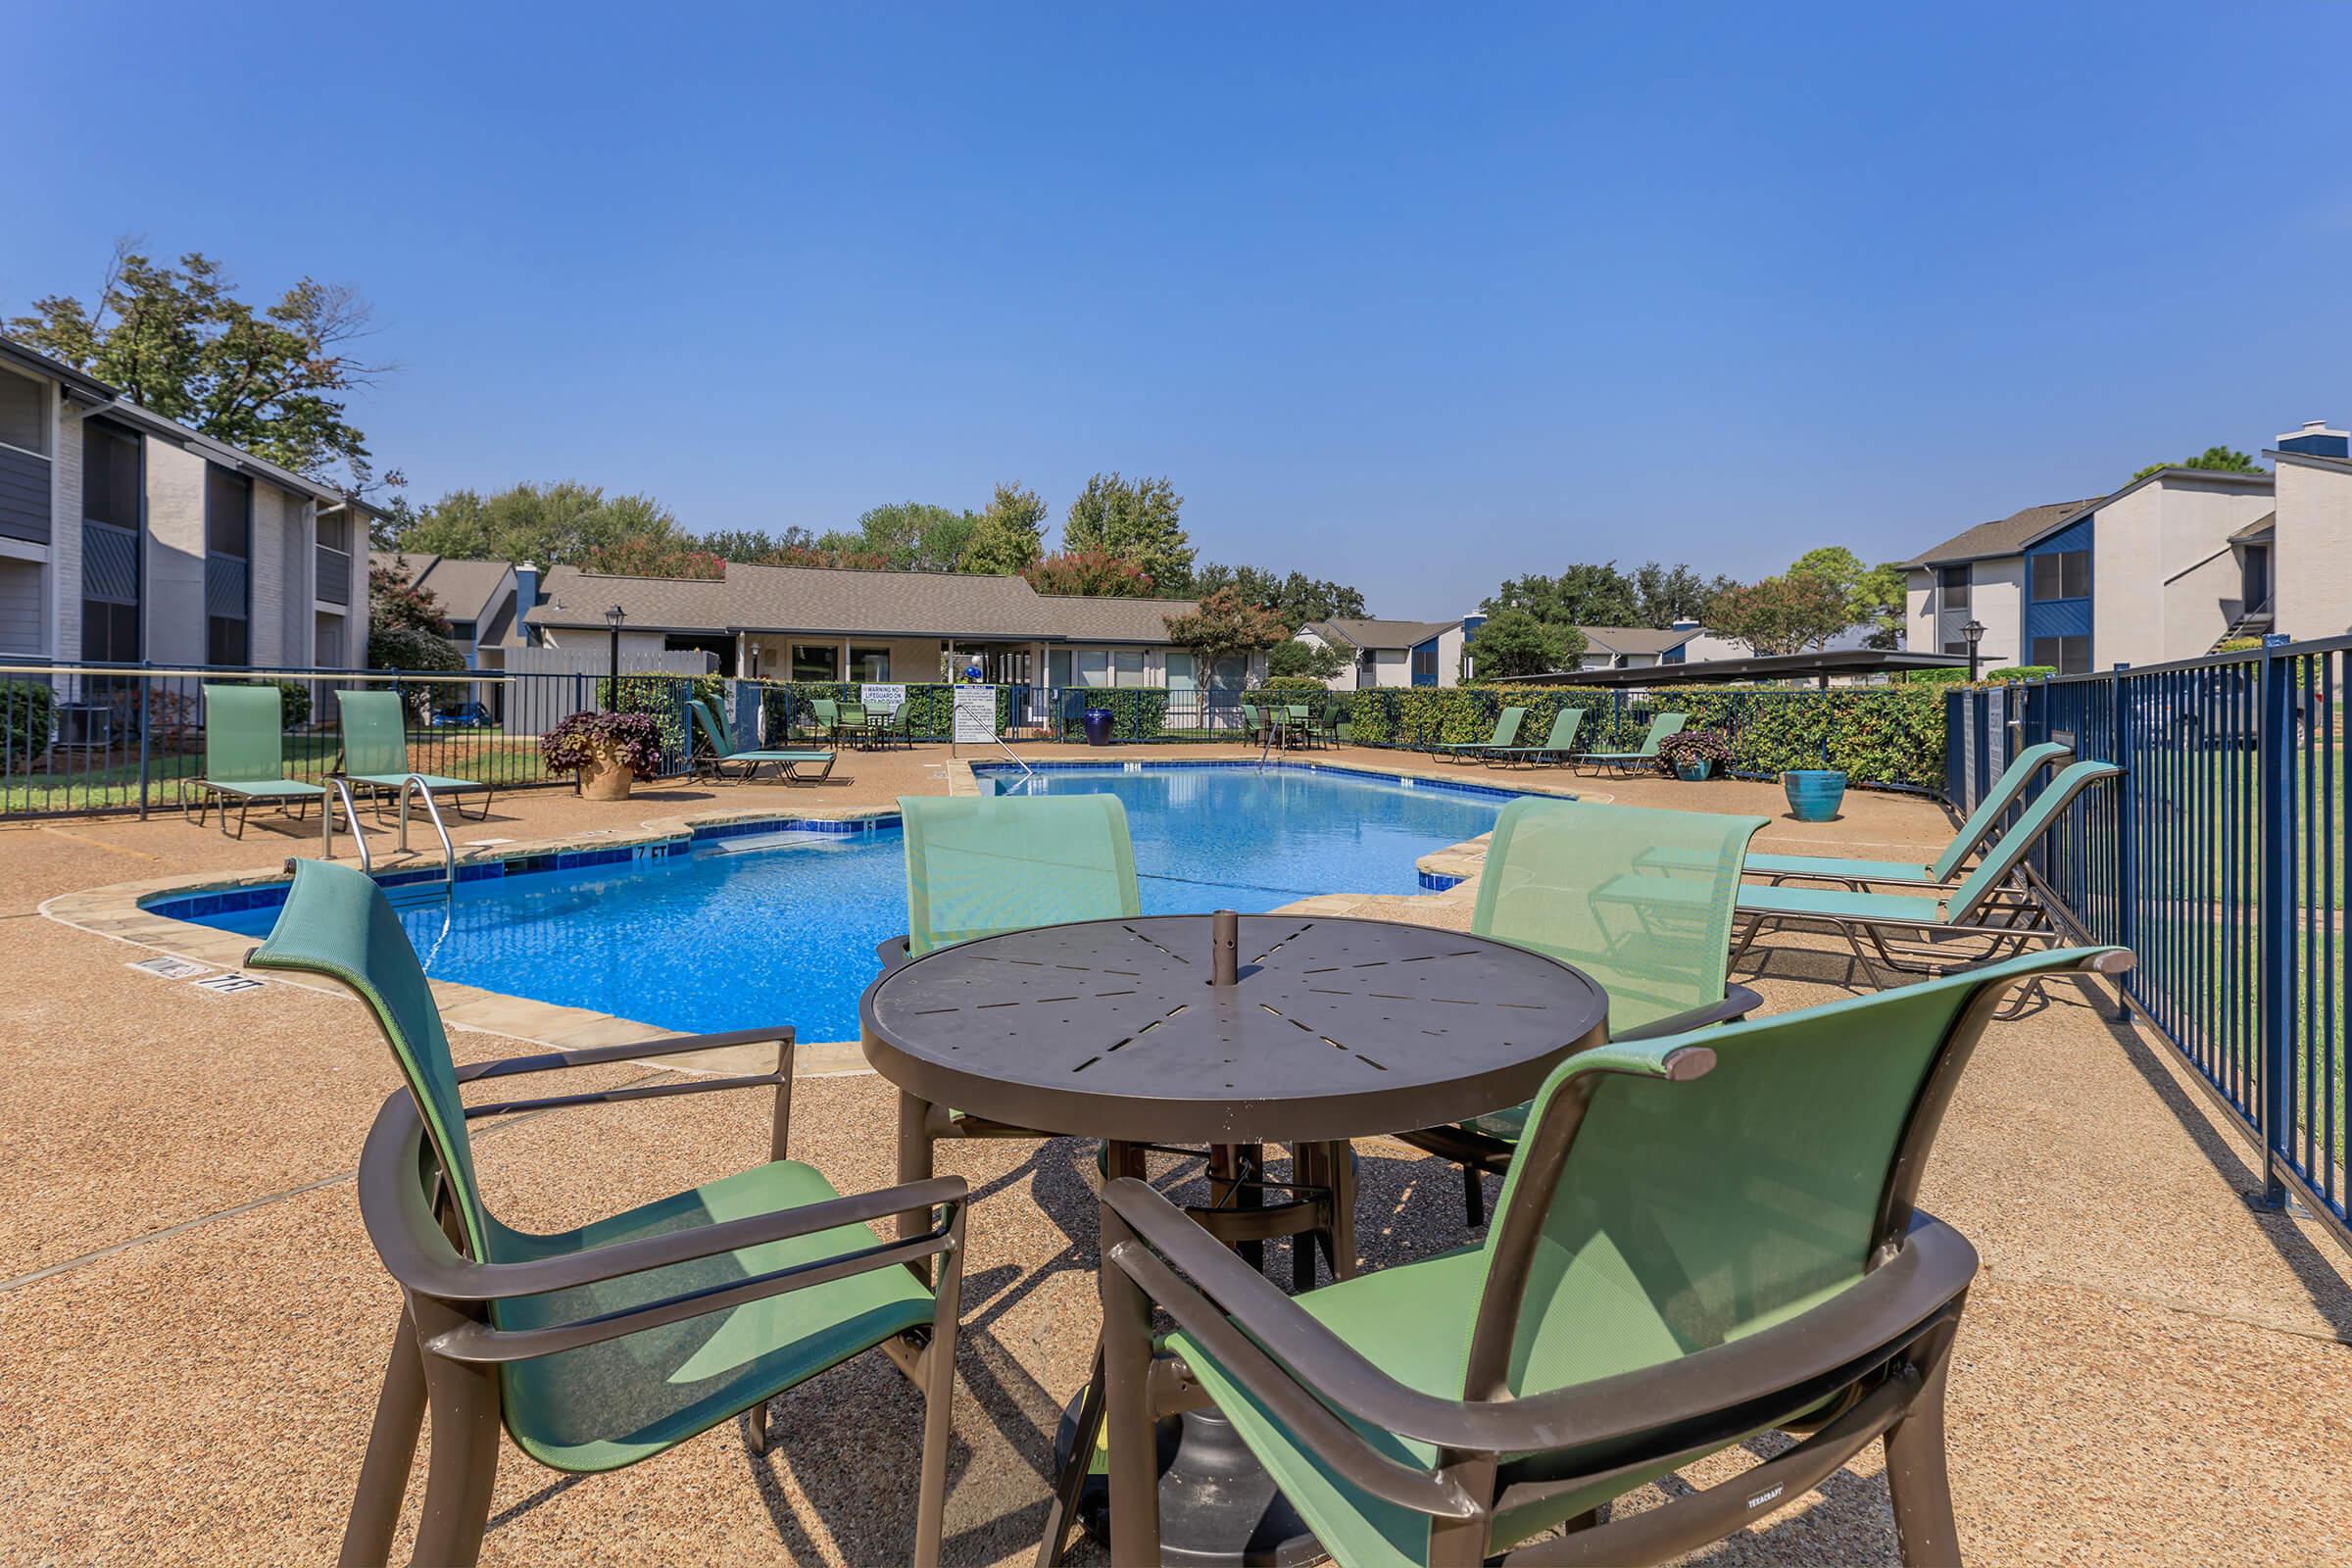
1610,984,1763,1042
453,1024,795,1082
875,935,911,969
1110,1170,1977,1469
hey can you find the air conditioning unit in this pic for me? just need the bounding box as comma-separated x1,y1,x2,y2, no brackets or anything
55,703,112,750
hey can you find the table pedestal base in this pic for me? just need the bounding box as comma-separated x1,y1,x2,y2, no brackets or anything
1053,1390,1323,1567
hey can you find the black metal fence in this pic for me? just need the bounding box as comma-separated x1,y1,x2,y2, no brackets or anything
1948,639,2347,1247
0,662,709,818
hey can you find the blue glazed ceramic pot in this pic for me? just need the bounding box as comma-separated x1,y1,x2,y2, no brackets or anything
1783,768,1846,821
1675,760,1711,782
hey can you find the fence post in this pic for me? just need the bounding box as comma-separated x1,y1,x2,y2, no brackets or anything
137,669,152,820
2109,673,2132,1021
2256,647,2294,1209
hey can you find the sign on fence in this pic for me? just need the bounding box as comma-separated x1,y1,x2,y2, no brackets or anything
861,682,907,713
952,685,998,746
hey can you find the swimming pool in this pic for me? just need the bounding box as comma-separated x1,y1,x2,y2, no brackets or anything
156,762,1522,1042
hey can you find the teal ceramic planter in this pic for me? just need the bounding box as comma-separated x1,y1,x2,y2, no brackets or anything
1675,760,1712,782
1783,768,1846,821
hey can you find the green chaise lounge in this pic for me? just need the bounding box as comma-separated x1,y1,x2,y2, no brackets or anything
1479,707,1585,769
183,682,326,837
248,858,967,1568
689,697,840,785
1573,710,1687,775
1396,796,1764,1224
334,688,495,821
1426,706,1525,763
1741,740,2071,889
1094,944,2132,1568
1733,758,2121,981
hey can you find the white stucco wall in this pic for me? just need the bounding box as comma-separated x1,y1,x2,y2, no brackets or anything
1963,559,2026,669
1294,630,1357,690
1905,571,1936,654
2274,456,2352,643
2090,476,2274,667
1367,648,1410,688
143,441,208,666
1433,625,1466,686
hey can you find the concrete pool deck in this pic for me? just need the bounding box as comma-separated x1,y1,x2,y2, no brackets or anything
2,741,2348,1564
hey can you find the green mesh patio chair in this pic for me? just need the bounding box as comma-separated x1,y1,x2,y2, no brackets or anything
1397,798,1766,1225
1095,944,2132,1568
806,695,841,744
1426,706,1525,763
1288,703,1321,750
1736,741,2071,890
1573,710,1688,775
1241,702,1279,748
1733,759,2121,984
183,682,326,837
334,688,495,822
878,794,1354,1290
1480,708,1585,769
246,860,966,1568
1318,694,1346,748
688,696,841,785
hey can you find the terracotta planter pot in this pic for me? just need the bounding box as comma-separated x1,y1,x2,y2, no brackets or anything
579,752,636,802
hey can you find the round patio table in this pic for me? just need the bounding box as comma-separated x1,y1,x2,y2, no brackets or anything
861,909,1610,1568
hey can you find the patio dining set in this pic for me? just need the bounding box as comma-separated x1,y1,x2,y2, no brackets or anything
257,740,2124,1567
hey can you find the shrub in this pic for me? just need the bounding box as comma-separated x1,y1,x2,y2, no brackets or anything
1984,665,2056,683
0,678,56,760
2214,636,2264,654
594,675,701,765
542,710,663,780
1263,675,1330,693
368,623,466,673
1900,667,1970,686
1655,727,1731,775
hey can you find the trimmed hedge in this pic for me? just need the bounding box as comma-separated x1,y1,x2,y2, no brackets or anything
1984,665,2056,683
1,678,56,760
1342,683,1946,789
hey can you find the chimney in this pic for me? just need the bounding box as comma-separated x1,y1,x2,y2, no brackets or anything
2278,420,2350,460
514,560,541,647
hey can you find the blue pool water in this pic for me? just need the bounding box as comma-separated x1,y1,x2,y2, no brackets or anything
162,762,1515,1042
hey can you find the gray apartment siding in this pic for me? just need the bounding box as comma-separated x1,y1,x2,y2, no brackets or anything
0,444,50,545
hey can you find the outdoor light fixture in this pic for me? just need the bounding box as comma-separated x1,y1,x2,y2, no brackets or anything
1962,618,1985,682
605,605,627,710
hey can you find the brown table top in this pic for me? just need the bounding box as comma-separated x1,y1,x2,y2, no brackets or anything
859,912,1609,1145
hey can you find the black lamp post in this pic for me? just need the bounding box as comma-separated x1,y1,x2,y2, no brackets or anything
1962,618,1985,682
604,606,626,710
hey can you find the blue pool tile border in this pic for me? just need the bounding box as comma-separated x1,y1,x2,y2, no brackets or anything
1419,870,1467,892
140,812,905,923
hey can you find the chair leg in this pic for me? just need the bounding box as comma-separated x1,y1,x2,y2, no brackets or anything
1100,1180,1161,1568
1885,1316,1965,1567
1462,1162,1486,1229
746,1399,769,1456
913,1204,966,1566
407,1309,502,1568
339,1311,429,1568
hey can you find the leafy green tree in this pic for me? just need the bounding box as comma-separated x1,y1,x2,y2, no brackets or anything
367,560,464,671
1024,550,1158,597
2132,446,2265,482
962,482,1049,574
580,538,728,578
1063,472,1194,591
1788,546,1906,650
1161,588,1291,671
10,241,391,492
389,481,686,566
1268,637,1349,681
1191,564,1368,630
699,526,818,563
1704,573,1853,656
1464,609,1582,678
848,501,980,572
1482,564,1642,629
1631,562,1738,626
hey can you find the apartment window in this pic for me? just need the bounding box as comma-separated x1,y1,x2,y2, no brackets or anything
2030,550,2089,601
1937,565,1969,611
446,620,478,645
1411,644,1439,683
2242,544,2272,612
1074,649,1109,687
80,419,143,662
1111,649,1145,686
205,465,252,666
791,644,840,681
849,645,891,681
2031,635,2090,675
0,368,45,456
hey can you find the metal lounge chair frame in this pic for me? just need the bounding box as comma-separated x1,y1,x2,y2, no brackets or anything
1482,708,1587,770
1426,706,1527,764
1731,759,2121,984
1572,710,1688,776
688,697,840,785
182,682,328,837
1094,946,2132,1567
247,860,966,1568
1740,741,2072,891
333,687,496,823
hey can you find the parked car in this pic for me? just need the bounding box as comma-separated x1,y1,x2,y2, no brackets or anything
429,701,492,727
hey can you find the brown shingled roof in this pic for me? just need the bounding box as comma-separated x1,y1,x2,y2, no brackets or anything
1899,499,2104,569
1304,616,1460,650
526,562,1202,643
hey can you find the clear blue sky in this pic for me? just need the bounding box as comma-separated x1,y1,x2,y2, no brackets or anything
6,3,2348,614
